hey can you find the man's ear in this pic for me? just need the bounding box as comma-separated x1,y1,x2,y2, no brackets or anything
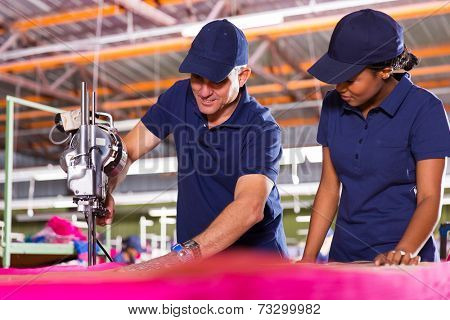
238,67,252,87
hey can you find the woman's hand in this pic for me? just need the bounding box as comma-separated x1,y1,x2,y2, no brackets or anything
374,249,421,266
298,256,316,264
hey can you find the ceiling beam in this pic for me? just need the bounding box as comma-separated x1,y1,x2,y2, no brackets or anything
206,0,227,20
1,1,448,74
12,5,123,32
1,74,449,124
0,72,79,104
0,33,20,54
116,0,177,26
7,0,201,34
1,59,449,110
49,66,78,91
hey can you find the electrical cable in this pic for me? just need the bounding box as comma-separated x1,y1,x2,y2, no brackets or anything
48,124,71,145
96,238,113,262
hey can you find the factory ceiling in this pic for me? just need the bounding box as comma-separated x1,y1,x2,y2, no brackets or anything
0,0,449,163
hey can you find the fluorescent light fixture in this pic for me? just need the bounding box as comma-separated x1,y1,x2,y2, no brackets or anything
181,0,396,38
182,12,284,38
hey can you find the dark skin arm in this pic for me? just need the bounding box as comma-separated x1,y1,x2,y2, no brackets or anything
301,147,340,263
374,158,446,265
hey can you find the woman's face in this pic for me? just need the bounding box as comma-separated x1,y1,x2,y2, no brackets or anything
335,68,388,108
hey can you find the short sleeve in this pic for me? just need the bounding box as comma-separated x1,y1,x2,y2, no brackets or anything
411,99,450,161
141,85,178,139
239,122,282,183
317,91,333,146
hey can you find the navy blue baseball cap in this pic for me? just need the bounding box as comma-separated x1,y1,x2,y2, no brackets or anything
124,235,145,253
308,9,404,84
179,19,248,83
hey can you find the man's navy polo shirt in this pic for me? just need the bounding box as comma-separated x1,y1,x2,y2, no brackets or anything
317,73,450,262
141,79,288,257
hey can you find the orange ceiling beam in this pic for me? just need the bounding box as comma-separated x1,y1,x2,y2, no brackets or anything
1,58,449,110
245,1,450,40
8,0,201,33
2,74,449,123
12,6,123,32
91,43,450,95
1,1,449,74
0,37,192,74
289,44,450,74
0,64,450,111
2,41,447,102
410,64,450,76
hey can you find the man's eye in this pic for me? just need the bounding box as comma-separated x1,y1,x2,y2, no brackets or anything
214,79,228,86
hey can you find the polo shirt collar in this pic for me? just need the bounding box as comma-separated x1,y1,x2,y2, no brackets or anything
378,73,413,116
340,73,413,117
189,83,251,127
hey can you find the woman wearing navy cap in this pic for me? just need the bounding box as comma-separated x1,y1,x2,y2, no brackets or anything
302,9,450,265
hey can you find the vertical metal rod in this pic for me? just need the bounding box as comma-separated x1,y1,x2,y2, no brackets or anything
2,98,14,268
81,82,88,126
91,91,96,126
80,82,89,160
87,206,97,266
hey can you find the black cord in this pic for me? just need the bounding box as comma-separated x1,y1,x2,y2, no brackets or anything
83,210,113,263
96,239,113,262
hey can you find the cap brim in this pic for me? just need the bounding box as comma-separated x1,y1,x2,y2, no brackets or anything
179,52,234,83
307,53,366,84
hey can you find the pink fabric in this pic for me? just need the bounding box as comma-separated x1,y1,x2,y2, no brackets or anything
47,216,86,241
0,262,122,275
0,252,448,300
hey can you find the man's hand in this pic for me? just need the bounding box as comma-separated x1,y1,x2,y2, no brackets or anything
374,249,421,266
97,192,115,226
118,252,182,271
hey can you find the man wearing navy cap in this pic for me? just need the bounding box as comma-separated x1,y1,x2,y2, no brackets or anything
99,19,288,267
113,236,145,264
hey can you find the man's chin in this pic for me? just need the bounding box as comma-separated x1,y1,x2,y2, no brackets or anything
198,105,219,115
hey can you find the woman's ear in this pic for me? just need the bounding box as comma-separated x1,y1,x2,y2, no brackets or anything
378,67,393,80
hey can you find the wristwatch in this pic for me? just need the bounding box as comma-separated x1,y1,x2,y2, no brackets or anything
171,239,201,262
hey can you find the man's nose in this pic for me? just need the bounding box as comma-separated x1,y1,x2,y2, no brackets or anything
199,83,212,97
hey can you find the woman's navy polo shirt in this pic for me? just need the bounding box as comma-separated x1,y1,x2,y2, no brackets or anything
317,73,450,262
141,79,288,257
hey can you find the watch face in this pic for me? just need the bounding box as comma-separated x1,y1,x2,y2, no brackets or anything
182,240,201,259
177,248,194,262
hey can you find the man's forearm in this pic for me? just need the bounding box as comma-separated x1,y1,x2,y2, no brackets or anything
192,198,264,258
108,157,133,194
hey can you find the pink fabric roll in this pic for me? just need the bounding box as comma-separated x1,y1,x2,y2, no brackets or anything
0,252,448,300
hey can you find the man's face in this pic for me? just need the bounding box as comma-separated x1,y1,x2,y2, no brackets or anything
190,68,241,115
